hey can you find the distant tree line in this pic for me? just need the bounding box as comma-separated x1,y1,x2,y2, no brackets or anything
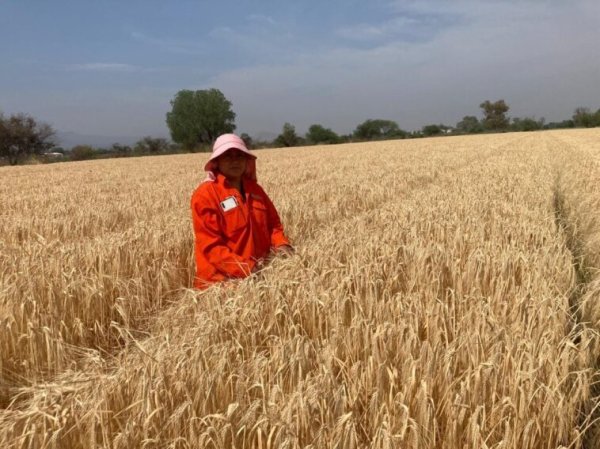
3,89,600,165
0,111,179,164
67,137,177,161
164,90,600,151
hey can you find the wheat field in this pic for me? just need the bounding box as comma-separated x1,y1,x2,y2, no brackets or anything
1,129,600,448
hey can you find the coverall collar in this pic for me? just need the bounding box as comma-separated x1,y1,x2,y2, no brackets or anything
216,172,254,190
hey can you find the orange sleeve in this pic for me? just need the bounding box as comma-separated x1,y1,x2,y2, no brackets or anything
262,192,290,248
192,195,256,278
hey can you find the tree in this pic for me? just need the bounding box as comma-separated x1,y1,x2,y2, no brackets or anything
421,124,444,137
455,115,483,134
134,136,170,154
572,107,597,128
240,133,253,149
511,117,544,132
0,113,55,165
479,100,510,131
166,89,236,151
305,124,340,144
544,120,575,130
70,145,96,161
110,143,132,154
353,119,407,141
274,123,300,147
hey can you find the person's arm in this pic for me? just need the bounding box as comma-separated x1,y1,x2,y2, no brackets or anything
262,193,292,250
193,200,256,278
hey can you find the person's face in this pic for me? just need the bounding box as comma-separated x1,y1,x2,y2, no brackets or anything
217,149,248,180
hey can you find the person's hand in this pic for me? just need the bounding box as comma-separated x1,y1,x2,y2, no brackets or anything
273,245,294,256
251,258,265,273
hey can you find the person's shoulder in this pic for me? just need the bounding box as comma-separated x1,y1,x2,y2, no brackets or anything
191,180,216,205
246,179,267,195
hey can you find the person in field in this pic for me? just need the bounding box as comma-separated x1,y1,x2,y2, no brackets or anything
191,133,292,289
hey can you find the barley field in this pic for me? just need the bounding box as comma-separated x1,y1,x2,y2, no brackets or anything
1,129,600,448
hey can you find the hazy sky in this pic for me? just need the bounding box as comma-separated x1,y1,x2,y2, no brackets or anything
1,0,599,141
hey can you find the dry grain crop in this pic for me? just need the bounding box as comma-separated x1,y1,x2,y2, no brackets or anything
1,130,600,448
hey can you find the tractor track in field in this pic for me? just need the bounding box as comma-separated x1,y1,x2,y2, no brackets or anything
553,167,600,448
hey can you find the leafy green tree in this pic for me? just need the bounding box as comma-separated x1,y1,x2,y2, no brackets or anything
511,117,544,132
274,123,300,147
353,119,407,141
421,124,444,137
134,136,170,154
455,115,483,134
166,89,236,151
480,100,510,131
305,124,340,144
0,113,55,165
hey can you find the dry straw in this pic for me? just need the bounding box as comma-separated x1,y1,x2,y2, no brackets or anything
1,130,600,448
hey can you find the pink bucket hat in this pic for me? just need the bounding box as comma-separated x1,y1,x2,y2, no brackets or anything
203,133,257,182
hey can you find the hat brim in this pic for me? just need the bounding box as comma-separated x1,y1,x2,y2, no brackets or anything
204,150,257,182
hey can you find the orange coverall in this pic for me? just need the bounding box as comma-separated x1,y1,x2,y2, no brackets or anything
191,173,290,288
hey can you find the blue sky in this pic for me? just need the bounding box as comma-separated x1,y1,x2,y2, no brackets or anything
1,0,599,145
